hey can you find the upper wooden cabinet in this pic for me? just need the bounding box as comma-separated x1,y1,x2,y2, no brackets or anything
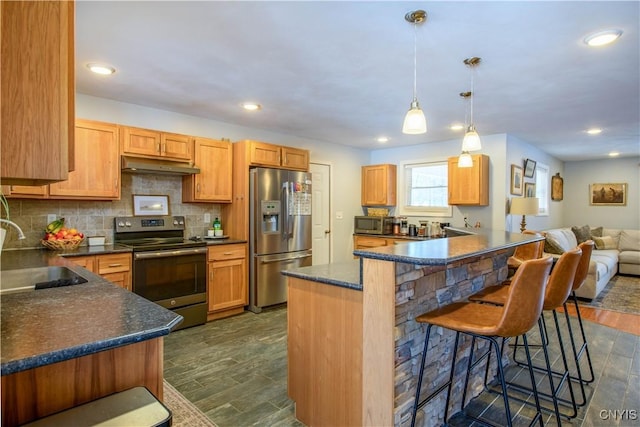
1,1,75,185
1,185,49,199
120,126,193,162
183,138,233,203
245,140,309,171
49,120,120,200
447,154,489,206
361,164,396,206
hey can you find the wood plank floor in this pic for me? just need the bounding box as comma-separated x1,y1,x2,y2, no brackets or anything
560,304,640,336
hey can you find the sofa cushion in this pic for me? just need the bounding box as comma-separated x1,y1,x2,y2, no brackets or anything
593,236,617,250
544,229,578,254
619,250,640,264
591,250,619,279
590,226,603,238
619,230,640,252
571,224,592,244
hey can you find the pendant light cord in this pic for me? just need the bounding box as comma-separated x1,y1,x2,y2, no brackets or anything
469,65,475,125
412,22,417,101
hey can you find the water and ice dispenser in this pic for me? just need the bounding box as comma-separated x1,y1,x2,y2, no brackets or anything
261,200,280,234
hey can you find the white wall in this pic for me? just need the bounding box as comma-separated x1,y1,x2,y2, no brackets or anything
77,94,366,262
563,157,640,229
505,135,565,233
369,134,509,230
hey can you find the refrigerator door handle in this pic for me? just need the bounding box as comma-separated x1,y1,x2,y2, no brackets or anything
282,181,290,239
259,253,313,264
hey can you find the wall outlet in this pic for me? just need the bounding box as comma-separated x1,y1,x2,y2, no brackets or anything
204,213,211,224
335,211,344,220
47,214,57,223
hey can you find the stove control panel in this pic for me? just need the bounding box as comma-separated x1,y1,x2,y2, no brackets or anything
114,216,186,233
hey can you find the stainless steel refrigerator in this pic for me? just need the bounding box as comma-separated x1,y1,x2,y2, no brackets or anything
249,167,312,313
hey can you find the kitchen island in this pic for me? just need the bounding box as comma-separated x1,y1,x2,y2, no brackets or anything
283,229,543,427
1,248,182,426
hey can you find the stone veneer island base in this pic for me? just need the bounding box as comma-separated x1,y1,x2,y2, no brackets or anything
284,230,543,427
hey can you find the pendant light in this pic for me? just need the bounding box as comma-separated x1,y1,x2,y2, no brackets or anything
461,57,482,151
402,10,427,135
457,91,473,167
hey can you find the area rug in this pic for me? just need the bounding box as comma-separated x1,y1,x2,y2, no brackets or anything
578,274,640,314
163,380,217,427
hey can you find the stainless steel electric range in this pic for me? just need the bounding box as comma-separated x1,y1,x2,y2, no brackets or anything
114,215,207,330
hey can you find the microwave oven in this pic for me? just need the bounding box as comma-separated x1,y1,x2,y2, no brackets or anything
354,216,394,235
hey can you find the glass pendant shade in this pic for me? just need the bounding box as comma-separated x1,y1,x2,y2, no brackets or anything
461,125,482,151
402,100,427,134
458,151,473,168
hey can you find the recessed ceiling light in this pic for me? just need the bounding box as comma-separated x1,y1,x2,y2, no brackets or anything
584,29,623,47
86,63,116,75
376,137,389,143
586,128,602,135
609,151,620,157
449,124,464,131
242,102,261,111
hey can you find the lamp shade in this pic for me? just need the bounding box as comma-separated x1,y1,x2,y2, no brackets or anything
510,197,539,215
458,152,473,167
402,100,427,134
461,125,482,151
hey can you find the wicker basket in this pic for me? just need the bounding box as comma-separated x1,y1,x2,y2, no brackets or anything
41,237,85,251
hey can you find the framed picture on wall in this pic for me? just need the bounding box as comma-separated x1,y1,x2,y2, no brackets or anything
524,183,536,198
510,165,523,195
589,183,627,206
524,159,536,178
551,173,563,201
132,194,170,216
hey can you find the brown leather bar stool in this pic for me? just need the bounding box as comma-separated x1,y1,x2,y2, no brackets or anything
468,247,583,423
410,257,553,427
507,230,545,276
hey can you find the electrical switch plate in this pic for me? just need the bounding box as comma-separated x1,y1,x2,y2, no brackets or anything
335,211,344,220
47,214,57,223
204,213,211,223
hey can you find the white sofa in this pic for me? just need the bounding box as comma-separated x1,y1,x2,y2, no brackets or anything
543,227,640,300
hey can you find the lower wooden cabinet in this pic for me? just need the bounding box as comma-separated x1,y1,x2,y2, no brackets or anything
68,253,132,291
353,235,417,257
207,243,248,320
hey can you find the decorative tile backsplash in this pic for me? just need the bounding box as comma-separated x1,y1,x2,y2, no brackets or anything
2,174,221,250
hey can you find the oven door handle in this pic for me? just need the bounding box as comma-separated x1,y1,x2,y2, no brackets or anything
134,247,207,259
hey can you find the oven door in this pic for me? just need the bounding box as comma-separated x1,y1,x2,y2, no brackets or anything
133,247,207,309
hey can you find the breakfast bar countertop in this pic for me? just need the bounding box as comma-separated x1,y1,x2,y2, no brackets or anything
0,248,182,376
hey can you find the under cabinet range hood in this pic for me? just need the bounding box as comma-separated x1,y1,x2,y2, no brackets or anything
121,156,200,175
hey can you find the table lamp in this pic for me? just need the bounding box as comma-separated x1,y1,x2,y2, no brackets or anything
510,197,539,233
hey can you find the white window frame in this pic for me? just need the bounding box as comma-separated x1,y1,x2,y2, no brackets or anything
535,162,549,216
398,159,453,217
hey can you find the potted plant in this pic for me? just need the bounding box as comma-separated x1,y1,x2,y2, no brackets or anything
1,191,9,250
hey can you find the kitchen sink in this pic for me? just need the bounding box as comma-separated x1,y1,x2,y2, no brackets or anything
0,266,88,295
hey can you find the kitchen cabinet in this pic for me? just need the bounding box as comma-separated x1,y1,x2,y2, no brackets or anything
447,154,489,206
353,235,415,251
68,253,132,291
1,185,49,199
1,0,75,185
120,126,193,162
244,140,310,171
361,164,396,206
182,138,232,203
207,243,248,320
49,120,120,200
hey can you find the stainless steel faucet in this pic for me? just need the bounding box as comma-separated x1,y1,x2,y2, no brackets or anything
0,219,26,239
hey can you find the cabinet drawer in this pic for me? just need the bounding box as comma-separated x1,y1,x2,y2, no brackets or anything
97,254,132,274
208,244,246,261
355,236,388,248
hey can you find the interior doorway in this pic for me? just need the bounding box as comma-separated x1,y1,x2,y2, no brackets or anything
310,162,331,265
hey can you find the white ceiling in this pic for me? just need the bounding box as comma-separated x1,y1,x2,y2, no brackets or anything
75,1,640,161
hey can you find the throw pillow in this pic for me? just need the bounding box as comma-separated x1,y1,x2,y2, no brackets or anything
619,230,640,251
571,225,591,244
593,236,617,250
590,226,603,238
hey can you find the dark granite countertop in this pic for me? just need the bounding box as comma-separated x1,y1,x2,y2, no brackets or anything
353,229,542,265
0,248,182,376
281,260,362,291
203,238,247,246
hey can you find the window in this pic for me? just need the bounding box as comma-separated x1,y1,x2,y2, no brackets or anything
399,160,452,216
535,163,549,216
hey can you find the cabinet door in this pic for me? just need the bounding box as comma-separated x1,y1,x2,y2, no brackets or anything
353,235,388,249
161,132,192,162
183,138,232,202
101,272,131,291
1,1,74,185
208,257,247,312
282,147,309,171
249,141,281,167
447,154,489,206
68,256,96,273
97,253,132,291
2,185,49,199
361,164,396,206
120,126,162,157
49,120,120,199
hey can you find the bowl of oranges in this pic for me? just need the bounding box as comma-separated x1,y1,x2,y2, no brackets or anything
41,218,85,251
